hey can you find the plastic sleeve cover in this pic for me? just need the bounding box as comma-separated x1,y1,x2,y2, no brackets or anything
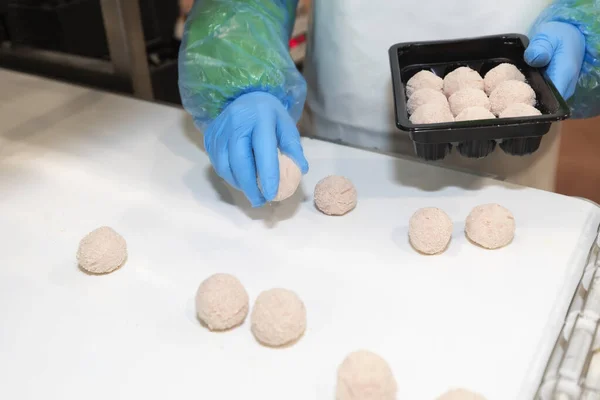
531,0,600,119
178,0,305,129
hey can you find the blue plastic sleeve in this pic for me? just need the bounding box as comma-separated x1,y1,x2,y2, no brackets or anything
178,0,306,129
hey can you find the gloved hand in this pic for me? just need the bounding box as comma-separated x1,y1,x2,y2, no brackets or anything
525,21,586,100
203,92,309,208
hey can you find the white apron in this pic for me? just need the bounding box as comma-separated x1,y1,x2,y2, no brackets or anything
299,0,561,191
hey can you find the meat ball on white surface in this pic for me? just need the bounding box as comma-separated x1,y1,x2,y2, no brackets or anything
455,106,496,122
407,88,449,115
465,203,516,249
336,350,397,400
195,273,249,331
484,63,526,95
409,207,453,255
443,67,484,97
314,175,357,216
448,88,490,117
436,388,488,400
406,70,444,97
251,288,306,347
77,226,127,274
499,103,542,118
410,102,454,124
489,80,536,116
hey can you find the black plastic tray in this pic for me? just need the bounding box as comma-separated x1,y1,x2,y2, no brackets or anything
389,34,570,161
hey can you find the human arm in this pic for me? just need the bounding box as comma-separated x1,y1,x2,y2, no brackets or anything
525,0,600,119
178,0,307,207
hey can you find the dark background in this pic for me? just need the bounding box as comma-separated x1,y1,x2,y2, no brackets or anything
0,0,182,104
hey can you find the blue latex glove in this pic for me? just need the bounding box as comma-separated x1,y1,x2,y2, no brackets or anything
204,92,309,208
525,21,586,100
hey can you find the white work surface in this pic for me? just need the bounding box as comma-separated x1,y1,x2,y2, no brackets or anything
1,69,599,400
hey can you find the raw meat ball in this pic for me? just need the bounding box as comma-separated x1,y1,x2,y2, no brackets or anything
77,226,127,274
406,70,444,97
455,107,496,121
409,207,453,255
336,350,397,400
436,388,487,400
258,151,301,202
448,88,490,117
443,67,484,97
314,175,357,216
499,103,542,118
489,80,536,116
407,88,449,115
410,102,454,124
465,203,515,249
195,273,249,331
484,63,526,95
251,288,306,347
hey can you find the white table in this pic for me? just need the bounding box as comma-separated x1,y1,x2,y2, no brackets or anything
0,68,599,400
